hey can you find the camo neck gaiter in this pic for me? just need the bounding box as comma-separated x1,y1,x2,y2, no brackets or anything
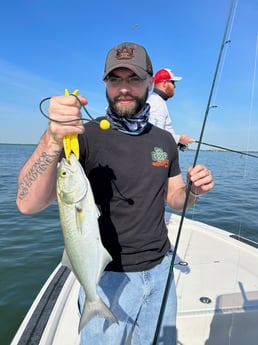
106,104,150,135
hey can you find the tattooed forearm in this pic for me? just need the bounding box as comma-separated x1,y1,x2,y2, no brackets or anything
17,150,61,200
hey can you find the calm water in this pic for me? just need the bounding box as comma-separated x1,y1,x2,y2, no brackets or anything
0,144,258,344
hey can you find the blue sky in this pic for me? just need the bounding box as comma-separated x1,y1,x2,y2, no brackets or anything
0,0,257,150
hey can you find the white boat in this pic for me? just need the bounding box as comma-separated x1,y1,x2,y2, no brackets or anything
10,214,258,345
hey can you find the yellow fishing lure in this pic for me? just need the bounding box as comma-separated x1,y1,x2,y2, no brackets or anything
63,89,80,160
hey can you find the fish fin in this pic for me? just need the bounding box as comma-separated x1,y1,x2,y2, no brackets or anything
61,249,73,271
75,202,84,234
96,248,113,283
79,297,118,333
95,204,101,218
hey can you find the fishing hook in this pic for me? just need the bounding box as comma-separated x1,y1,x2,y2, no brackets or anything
153,0,238,343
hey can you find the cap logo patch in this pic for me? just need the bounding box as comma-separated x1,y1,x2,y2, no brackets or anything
116,45,135,60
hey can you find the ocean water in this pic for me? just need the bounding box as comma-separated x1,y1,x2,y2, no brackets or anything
0,143,257,344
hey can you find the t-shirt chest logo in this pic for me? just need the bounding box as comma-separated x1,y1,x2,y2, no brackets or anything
151,147,169,167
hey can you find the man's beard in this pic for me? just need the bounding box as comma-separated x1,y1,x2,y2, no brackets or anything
106,89,149,118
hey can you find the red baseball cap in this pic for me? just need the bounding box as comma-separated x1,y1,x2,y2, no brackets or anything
153,68,182,84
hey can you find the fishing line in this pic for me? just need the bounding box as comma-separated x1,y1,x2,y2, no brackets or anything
232,35,258,321
40,95,100,124
39,95,96,124
212,0,238,105
39,94,111,130
245,35,258,164
153,0,237,343
194,141,258,159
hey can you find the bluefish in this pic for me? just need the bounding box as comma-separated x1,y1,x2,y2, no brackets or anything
56,153,117,332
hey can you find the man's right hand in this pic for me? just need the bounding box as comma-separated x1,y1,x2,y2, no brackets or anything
47,94,87,147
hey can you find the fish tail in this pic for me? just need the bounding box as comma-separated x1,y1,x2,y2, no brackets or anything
79,297,118,333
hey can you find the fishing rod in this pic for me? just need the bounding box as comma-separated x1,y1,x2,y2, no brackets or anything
194,140,258,159
152,0,238,343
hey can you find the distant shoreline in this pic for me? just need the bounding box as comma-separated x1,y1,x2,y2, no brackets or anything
0,142,36,147
1,142,258,153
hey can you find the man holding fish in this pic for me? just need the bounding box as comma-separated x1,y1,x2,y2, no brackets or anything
16,42,214,345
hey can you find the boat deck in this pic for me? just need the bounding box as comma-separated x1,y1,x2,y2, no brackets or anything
11,215,258,345
170,215,258,344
